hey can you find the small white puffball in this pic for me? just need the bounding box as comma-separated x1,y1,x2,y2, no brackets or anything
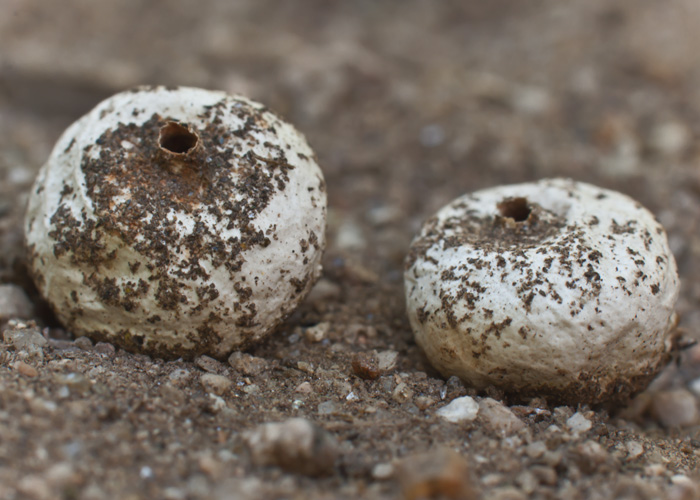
405,178,679,404
25,86,326,359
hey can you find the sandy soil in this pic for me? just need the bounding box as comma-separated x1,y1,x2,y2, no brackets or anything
2,1,700,499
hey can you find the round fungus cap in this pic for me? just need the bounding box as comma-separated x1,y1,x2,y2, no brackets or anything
25,86,327,359
405,178,679,404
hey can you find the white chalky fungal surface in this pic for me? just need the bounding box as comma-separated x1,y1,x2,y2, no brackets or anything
25,86,326,359
405,178,679,404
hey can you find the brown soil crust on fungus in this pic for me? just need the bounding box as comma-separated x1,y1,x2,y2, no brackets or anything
2,1,700,499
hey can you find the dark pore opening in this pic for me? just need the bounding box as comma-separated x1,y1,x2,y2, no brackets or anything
159,122,199,154
497,197,531,222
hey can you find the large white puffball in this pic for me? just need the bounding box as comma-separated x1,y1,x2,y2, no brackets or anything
26,86,326,359
405,179,679,404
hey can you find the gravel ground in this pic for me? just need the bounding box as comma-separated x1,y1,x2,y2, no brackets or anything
2,1,700,499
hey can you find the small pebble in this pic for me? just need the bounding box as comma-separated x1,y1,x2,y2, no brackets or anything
566,412,593,434
515,470,537,495
55,373,91,395
212,478,265,500
186,474,211,497
17,475,51,500
436,396,479,423
159,384,185,406
335,218,366,251
525,441,547,459
228,352,268,376
392,382,414,404
372,462,394,480
651,389,699,428
317,401,338,415
668,475,700,500
94,342,116,356
3,320,47,358
0,284,34,322
415,396,437,411
510,85,551,115
297,361,315,374
352,351,380,380
243,418,338,476
478,398,525,436
376,350,399,372
163,487,187,500
200,373,233,395
625,440,644,460
305,279,342,305
481,473,505,488
367,204,401,226
304,322,330,343
195,355,225,374
139,466,154,479
45,462,80,489
530,465,557,486
80,483,108,500
242,384,259,395
14,360,38,377
649,120,690,157
571,440,610,474
295,382,313,394
198,453,224,479
341,261,378,285
644,463,666,477
487,486,527,500
688,377,700,397
207,394,227,413
419,124,446,148
168,369,192,387
395,448,475,500
74,336,93,350
444,375,467,399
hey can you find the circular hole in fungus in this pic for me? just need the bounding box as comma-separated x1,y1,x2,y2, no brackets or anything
159,122,199,154
497,197,531,222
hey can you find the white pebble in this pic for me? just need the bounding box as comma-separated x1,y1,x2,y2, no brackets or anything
372,463,395,480
436,396,479,423
566,412,592,434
